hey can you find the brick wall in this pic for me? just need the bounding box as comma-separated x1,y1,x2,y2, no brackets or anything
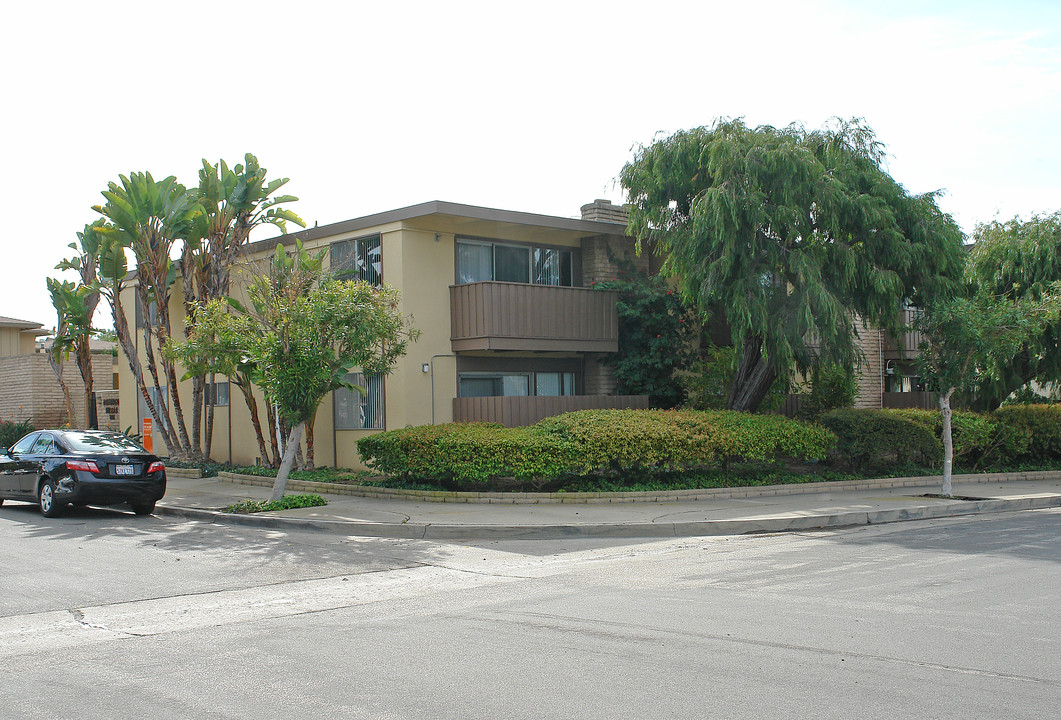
0,353,116,429
853,322,883,409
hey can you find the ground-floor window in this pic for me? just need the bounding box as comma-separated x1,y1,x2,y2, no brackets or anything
206,381,229,407
458,372,576,398
334,373,385,429
884,362,924,393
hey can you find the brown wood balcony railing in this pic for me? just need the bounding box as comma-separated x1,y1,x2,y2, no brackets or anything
450,282,619,352
453,394,649,427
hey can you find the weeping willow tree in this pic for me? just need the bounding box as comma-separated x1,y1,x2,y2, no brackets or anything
621,118,966,411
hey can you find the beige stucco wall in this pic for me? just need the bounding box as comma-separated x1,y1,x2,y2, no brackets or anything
116,215,628,469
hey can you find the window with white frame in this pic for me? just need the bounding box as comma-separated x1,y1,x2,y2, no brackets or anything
334,372,385,430
456,239,573,287
330,234,382,285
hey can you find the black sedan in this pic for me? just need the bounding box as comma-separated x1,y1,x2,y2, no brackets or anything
0,430,166,517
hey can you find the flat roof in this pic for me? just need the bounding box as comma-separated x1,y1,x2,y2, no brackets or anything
246,200,628,255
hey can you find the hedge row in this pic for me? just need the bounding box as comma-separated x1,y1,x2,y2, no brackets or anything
820,404,1061,471
357,409,836,484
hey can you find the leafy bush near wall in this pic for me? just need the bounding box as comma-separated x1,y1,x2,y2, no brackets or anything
595,272,697,408
883,408,1001,466
819,409,940,471
0,420,34,449
358,410,836,486
357,423,579,485
990,404,1061,463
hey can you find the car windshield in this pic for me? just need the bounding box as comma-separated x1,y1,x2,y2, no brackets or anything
62,432,147,453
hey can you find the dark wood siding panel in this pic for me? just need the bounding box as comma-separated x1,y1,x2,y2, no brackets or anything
450,282,619,352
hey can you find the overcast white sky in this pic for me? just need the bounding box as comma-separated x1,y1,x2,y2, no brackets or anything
3,0,1059,331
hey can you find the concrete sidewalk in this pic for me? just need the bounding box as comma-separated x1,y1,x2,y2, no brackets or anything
156,473,1061,540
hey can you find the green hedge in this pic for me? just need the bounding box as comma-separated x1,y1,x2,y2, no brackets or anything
991,404,1061,463
356,423,579,483
882,408,1000,465
819,408,940,471
358,409,836,485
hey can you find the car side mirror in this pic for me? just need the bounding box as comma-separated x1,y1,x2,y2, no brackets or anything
0,447,9,456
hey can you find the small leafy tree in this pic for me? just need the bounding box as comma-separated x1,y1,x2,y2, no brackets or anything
915,289,1061,495
177,241,417,501
595,271,696,407
965,210,1061,408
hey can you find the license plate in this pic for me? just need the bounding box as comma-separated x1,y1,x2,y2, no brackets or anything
115,465,135,476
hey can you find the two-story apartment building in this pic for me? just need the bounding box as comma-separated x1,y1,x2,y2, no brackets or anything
117,199,650,468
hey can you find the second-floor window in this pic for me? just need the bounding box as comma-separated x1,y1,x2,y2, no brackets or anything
456,239,573,286
331,234,382,285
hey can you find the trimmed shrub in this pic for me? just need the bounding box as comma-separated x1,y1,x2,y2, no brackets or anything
991,404,1061,463
883,408,1000,466
359,409,836,486
819,408,940,471
357,423,579,484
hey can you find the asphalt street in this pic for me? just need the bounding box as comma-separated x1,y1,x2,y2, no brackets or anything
1,505,1058,719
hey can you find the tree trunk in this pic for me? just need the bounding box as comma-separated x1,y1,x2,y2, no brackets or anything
75,341,94,429
940,388,955,497
304,416,315,471
727,336,778,412
113,297,175,451
267,403,280,468
203,374,215,461
191,376,204,458
270,421,305,503
47,351,75,427
239,378,273,467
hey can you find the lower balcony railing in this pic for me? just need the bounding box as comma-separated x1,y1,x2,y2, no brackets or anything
453,394,649,427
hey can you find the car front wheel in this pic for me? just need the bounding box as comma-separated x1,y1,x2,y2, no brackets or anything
39,479,65,518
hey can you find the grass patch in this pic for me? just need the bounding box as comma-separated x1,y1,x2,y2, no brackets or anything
223,494,327,514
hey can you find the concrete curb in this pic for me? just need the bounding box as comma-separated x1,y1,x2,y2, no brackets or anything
155,494,1061,540
212,469,1061,504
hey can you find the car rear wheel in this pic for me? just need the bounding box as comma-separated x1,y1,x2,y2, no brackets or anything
39,479,65,518
130,500,156,515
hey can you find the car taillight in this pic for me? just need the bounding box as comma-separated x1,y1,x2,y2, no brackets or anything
66,460,100,474
147,461,165,474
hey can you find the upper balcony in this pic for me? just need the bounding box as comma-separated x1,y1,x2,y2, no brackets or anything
881,309,925,359
450,282,619,353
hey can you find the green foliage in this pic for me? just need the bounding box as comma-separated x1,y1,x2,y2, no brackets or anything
683,345,735,410
595,272,696,408
358,409,836,486
175,240,417,429
915,290,1061,404
0,420,34,449
223,494,327,514
819,408,940,472
883,408,999,466
357,423,579,486
621,118,965,412
795,364,857,420
966,211,1061,406
990,404,1061,463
